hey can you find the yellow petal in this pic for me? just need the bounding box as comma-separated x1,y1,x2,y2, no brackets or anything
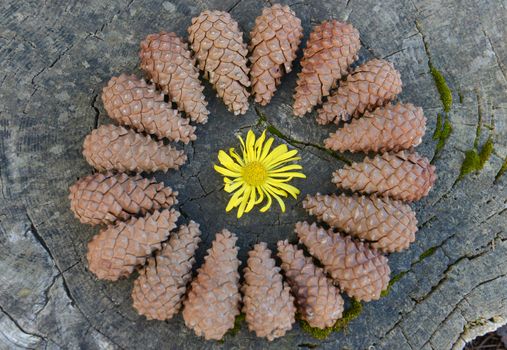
228,148,245,166
245,186,257,213
265,149,299,168
226,186,246,211
267,179,300,198
265,186,286,212
264,182,288,197
218,150,242,172
259,137,274,161
255,187,264,205
246,130,256,162
224,180,244,193
269,172,307,179
214,165,241,178
237,186,252,218
268,164,303,173
254,130,266,159
261,144,289,166
259,187,273,212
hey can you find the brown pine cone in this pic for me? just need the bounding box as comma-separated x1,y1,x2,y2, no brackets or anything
87,209,180,281
295,221,390,302
69,172,177,226
317,59,402,124
82,124,187,173
277,240,343,329
182,230,241,340
303,193,418,253
324,103,426,153
249,4,303,106
102,74,196,143
188,11,250,115
293,20,360,117
139,32,209,124
332,151,437,202
132,221,201,320
242,242,296,340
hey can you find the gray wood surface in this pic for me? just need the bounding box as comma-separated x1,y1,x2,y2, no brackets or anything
1,0,506,349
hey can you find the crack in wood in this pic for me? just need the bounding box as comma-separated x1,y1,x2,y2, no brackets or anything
0,303,46,344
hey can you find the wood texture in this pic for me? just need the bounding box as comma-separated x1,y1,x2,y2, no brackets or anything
0,0,506,349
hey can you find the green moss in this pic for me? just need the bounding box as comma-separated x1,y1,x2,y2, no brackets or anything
380,271,408,297
218,313,245,342
429,64,453,113
418,246,438,262
299,299,363,339
495,156,507,182
228,313,245,337
432,113,453,157
459,137,494,180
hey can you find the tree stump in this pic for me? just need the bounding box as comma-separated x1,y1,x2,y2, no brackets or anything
0,0,506,349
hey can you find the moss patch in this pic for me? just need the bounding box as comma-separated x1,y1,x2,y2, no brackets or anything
458,136,494,180
228,313,245,337
495,156,507,182
418,246,438,262
432,113,453,158
218,313,245,342
430,64,453,113
299,299,363,340
380,271,407,297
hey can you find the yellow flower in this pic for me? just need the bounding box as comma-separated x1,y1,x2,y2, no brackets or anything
214,130,306,218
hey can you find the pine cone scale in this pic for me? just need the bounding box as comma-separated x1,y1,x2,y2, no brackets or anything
317,59,402,124
332,151,437,202
277,240,343,329
188,11,250,115
132,221,201,320
295,222,390,301
293,20,360,117
83,124,187,173
140,32,209,123
249,5,302,105
303,193,418,253
87,209,180,281
183,230,241,340
69,172,177,226
242,242,296,340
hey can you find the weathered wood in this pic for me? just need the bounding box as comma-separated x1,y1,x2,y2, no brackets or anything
0,0,506,349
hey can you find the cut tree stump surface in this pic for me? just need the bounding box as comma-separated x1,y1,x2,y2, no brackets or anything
0,1,506,349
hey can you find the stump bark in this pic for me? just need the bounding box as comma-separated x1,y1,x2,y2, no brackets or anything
0,0,506,349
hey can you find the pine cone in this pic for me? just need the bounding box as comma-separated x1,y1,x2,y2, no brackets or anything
324,103,426,153
295,222,390,302
183,230,241,340
132,221,201,320
317,59,402,124
242,242,296,340
102,74,196,143
69,172,177,226
293,20,360,117
87,209,180,281
139,32,209,124
188,11,250,115
332,151,437,202
303,193,418,253
277,240,343,329
83,124,187,173
249,4,303,106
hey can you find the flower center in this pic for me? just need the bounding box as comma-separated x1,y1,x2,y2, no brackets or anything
242,161,268,186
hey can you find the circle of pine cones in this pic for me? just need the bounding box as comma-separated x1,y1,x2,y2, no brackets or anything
69,3,436,342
